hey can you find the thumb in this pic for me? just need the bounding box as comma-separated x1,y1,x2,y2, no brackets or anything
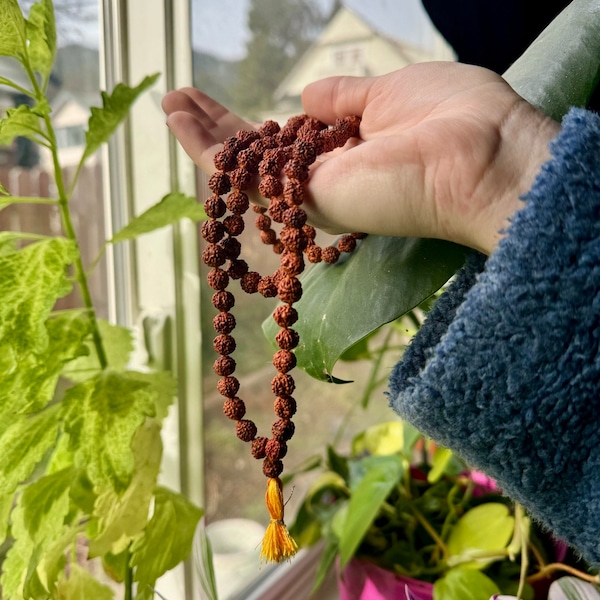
301,75,378,124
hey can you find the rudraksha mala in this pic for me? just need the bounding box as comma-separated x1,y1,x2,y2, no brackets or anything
201,113,363,563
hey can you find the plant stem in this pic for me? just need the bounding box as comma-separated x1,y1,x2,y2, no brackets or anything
527,563,600,585
124,561,134,600
0,196,59,205
27,66,109,369
409,504,449,560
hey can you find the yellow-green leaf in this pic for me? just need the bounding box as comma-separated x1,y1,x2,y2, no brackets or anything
0,0,27,60
25,0,56,81
57,564,114,600
110,192,206,244
82,74,159,162
433,567,500,600
130,486,204,594
447,503,515,569
351,421,405,457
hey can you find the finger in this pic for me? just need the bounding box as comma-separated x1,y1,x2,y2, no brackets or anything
166,110,222,174
301,75,377,124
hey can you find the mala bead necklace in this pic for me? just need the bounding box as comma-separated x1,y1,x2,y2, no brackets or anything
202,113,363,563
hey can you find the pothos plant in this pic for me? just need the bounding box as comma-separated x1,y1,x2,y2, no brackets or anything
0,0,207,598
287,318,600,600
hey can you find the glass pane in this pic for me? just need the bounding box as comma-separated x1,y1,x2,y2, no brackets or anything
191,0,452,596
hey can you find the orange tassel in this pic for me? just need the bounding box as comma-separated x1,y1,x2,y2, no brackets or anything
260,477,298,563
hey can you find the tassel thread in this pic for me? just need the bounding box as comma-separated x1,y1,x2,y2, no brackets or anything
260,477,298,563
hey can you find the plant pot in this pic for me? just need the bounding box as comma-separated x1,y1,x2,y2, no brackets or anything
338,558,434,600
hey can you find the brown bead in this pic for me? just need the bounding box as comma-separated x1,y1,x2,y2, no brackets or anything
229,168,253,190
272,349,297,373
251,436,269,459
213,148,237,172
219,237,241,260
204,195,226,219
352,232,368,240
227,259,249,280
240,271,261,294
217,376,240,398
272,418,295,441
202,243,226,268
255,214,272,231
338,115,361,138
276,328,300,350
260,229,277,245
212,290,235,312
271,373,295,397
274,396,297,419
279,226,306,253
236,419,258,442
277,275,302,304
337,234,357,253
213,355,236,376
224,215,245,236
236,148,260,171
282,207,307,229
258,148,287,177
213,312,236,334
284,159,309,182
266,439,288,460
223,135,242,153
268,197,289,223
262,457,284,478
236,129,261,148
249,138,266,155
306,245,322,263
322,246,341,264
258,276,278,298
259,120,281,137
252,203,267,214
226,190,250,214
272,305,298,327
213,334,236,356
272,240,285,255
292,139,317,164
283,180,305,206
223,397,245,420
302,224,317,241
320,130,338,153
280,251,304,276
258,175,284,199
208,172,232,195
207,268,229,291
201,219,226,244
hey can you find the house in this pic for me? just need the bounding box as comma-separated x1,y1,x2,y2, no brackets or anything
267,3,455,122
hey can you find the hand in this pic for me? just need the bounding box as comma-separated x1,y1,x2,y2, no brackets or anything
162,62,559,254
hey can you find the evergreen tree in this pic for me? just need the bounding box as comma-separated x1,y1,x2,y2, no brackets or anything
232,0,327,119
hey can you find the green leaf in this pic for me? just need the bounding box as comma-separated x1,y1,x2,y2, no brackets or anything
0,102,49,146
0,237,75,356
446,503,515,569
351,421,405,457
82,74,160,162
1,311,90,418
263,236,469,382
427,446,454,483
0,0,27,60
0,493,13,544
338,454,403,567
62,318,134,382
433,567,500,600
191,520,219,600
0,181,9,195
61,371,161,490
89,420,163,556
0,404,60,495
56,564,114,600
549,576,600,600
110,192,206,244
1,501,35,598
25,0,57,82
503,0,600,121
130,486,204,595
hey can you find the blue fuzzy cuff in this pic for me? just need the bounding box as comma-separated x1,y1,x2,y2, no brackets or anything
387,107,600,563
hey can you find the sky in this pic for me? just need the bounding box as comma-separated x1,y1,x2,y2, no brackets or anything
191,0,442,60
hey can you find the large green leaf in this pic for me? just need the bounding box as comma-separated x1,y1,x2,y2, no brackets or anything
263,0,600,382
338,453,403,567
503,0,600,121
0,0,27,60
25,0,56,83
433,567,500,600
263,237,468,382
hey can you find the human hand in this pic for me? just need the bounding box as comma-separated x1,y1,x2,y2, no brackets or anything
162,62,559,254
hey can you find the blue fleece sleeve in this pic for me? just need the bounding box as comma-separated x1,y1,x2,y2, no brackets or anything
387,107,600,564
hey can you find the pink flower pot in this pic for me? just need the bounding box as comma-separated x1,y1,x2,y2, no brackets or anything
337,559,434,600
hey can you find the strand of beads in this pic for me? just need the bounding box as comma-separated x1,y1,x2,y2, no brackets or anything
201,113,362,563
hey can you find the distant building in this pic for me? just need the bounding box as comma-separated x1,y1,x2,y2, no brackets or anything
268,4,454,122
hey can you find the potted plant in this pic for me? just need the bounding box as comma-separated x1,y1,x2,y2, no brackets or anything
0,1,206,597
